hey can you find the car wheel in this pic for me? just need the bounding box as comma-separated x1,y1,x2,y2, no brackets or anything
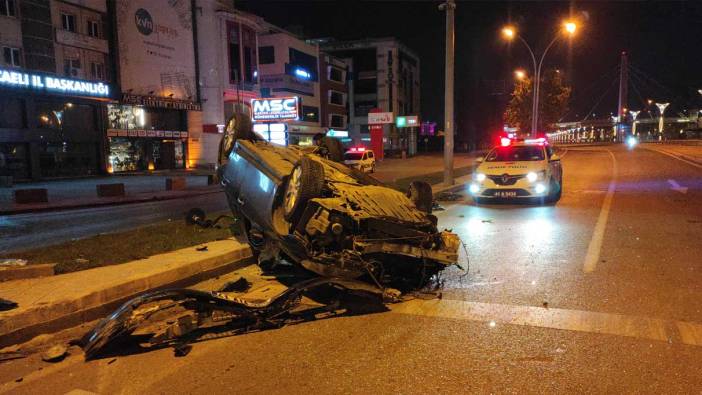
370,164,375,173
546,177,562,204
407,181,433,213
283,156,325,222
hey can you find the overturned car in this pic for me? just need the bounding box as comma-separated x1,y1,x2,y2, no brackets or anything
80,114,460,359
218,114,460,291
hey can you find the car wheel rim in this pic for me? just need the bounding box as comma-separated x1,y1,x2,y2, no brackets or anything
284,166,302,215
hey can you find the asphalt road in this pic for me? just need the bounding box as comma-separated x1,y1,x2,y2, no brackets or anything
2,144,702,393
0,191,229,254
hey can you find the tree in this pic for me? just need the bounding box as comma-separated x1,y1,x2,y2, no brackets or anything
504,69,571,132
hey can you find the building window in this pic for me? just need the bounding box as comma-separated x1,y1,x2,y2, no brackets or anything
259,46,274,64
90,62,104,80
328,66,344,83
330,114,345,129
61,13,76,32
64,58,81,77
329,90,345,106
288,48,318,81
87,20,100,38
360,124,370,134
2,47,21,67
0,0,16,17
302,106,319,123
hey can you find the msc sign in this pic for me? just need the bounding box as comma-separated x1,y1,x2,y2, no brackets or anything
252,97,300,121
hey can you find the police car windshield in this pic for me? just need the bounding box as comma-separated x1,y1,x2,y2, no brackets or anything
344,152,364,160
486,146,545,162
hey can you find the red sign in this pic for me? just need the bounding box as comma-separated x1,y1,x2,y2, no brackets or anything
369,108,385,160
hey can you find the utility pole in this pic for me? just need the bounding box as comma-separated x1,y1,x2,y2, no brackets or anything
440,0,455,185
616,51,628,142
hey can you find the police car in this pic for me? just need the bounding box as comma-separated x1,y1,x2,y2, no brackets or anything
343,147,376,173
469,137,562,204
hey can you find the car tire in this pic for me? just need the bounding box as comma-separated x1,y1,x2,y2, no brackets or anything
370,164,375,173
407,181,433,213
546,177,562,204
283,156,325,222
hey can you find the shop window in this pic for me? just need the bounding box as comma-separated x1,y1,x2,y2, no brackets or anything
259,46,274,64
330,114,345,129
0,143,29,180
64,58,80,77
39,142,98,178
90,61,104,80
87,20,100,38
329,90,345,106
3,47,21,67
0,0,16,17
149,108,185,131
36,101,96,137
61,13,76,33
107,105,146,130
302,106,319,123
0,97,24,128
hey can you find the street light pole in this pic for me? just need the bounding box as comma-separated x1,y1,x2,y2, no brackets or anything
533,35,561,137
440,0,455,186
655,102,669,140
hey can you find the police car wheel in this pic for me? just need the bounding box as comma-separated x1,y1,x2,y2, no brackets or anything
546,178,562,204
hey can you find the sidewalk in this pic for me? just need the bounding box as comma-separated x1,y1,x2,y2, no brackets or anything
0,173,217,215
0,238,252,348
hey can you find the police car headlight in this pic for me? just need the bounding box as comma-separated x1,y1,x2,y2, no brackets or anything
526,171,546,183
475,173,486,182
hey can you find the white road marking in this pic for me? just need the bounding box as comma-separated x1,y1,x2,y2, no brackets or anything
583,150,618,273
667,179,688,194
390,298,702,346
644,146,702,170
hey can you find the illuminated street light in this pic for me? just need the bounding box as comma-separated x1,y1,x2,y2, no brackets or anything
500,21,581,136
655,102,669,139
514,69,526,80
629,110,640,136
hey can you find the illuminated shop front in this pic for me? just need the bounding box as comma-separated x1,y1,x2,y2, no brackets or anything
106,103,189,172
0,68,113,180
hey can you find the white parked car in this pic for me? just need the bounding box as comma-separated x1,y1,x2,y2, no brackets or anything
343,147,376,173
469,138,563,204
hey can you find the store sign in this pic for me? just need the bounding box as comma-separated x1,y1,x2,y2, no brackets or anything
327,130,348,138
115,0,196,101
368,112,394,124
122,93,201,111
107,129,188,138
0,68,111,98
252,97,300,121
396,115,419,128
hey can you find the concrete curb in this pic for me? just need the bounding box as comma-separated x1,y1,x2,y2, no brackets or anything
0,188,222,216
0,239,253,348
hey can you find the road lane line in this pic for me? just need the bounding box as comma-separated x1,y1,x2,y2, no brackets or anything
644,146,702,170
583,149,618,273
390,299,673,343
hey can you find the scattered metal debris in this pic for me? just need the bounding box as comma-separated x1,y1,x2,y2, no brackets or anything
481,219,493,224
195,246,208,252
173,343,192,357
218,277,252,293
41,344,68,362
435,191,463,201
0,298,18,311
81,277,394,360
185,208,235,229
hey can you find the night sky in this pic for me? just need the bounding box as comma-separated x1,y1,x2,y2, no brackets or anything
237,1,702,143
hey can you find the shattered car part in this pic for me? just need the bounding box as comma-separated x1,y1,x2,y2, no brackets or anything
80,277,395,360
216,112,461,292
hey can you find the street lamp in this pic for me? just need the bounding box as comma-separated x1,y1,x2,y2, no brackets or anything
501,21,577,136
655,102,669,139
514,69,526,80
629,110,640,136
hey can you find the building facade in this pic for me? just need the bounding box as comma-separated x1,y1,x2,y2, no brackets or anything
0,0,114,180
106,0,201,173
318,52,350,145
257,30,323,146
194,1,264,168
320,37,420,154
